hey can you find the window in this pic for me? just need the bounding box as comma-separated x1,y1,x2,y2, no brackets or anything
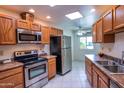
80,36,94,49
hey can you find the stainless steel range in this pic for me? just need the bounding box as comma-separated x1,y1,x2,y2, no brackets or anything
14,50,48,88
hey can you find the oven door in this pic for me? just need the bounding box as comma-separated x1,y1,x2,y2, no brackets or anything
17,29,41,44
25,61,48,87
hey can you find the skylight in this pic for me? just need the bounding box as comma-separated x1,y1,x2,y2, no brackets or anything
65,12,83,20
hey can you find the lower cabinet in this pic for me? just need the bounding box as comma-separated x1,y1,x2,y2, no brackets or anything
85,57,110,88
93,70,98,88
0,66,24,88
48,58,56,80
98,77,109,88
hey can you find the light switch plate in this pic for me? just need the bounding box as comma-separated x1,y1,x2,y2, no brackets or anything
0,50,3,56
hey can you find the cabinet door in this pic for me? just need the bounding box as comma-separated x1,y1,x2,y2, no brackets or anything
50,27,58,36
103,10,113,33
92,24,97,42
114,5,124,29
98,77,109,88
58,29,63,36
0,14,16,44
30,23,40,31
96,19,103,43
48,58,56,79
17,20,30,30
41,26,50,44
93,70,98,88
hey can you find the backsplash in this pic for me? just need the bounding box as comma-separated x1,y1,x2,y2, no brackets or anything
0,44,50,60
101,32,124,59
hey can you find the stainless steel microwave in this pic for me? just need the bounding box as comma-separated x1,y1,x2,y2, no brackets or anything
17,29,42,44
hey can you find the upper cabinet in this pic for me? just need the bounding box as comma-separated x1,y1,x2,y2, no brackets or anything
17,19,40,31
30,22,40,31
17,20,30,30
113,5,124,31
92,24,97,43
0,14,16,45
93,18,115,43
50,27,63,36
41,26,50,44
96,19,103,43
103,9,113,33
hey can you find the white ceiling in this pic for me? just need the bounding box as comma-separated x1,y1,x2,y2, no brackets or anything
0,5,113,30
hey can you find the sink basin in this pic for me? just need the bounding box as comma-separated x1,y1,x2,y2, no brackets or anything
96,61,117,66
103,65,124,73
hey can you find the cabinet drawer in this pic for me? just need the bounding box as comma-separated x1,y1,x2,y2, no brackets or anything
0,67,23,80
0,73,23,88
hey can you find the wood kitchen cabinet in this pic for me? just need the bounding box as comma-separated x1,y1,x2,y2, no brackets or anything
96,19,103,43
92,65,109,88
30,22,40,31
103,9,113,33
41,26,50,44
0,66,24,88
113,5,124,31
85,57,93,85
93,18,115,43
50,27,58,36
98,77,109,88
0,14,16,45
17,20,30,30
57,29,63,36
17,19,40,31
48,58,56,79
93,70,98,88
92,24,97,43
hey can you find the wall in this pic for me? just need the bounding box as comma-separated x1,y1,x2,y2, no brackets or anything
73,31,100,61
101,32,124,59
0,8,50,60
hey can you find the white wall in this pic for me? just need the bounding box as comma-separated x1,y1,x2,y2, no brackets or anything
73,31,100,61
101,32,124,59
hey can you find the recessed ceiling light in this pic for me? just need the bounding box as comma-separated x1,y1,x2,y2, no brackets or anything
29,8,35,13
46,16,51,19
65,12,83,20
90,8,96,13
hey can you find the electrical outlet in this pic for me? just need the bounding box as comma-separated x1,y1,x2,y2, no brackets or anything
0,50,3,56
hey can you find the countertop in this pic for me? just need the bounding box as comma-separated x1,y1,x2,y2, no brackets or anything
40,55,57,59
85,54,124,88
0,61,23,72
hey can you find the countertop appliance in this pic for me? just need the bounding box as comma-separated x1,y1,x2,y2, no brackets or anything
14,50,48,88
16,29,41,44
50,36,72,75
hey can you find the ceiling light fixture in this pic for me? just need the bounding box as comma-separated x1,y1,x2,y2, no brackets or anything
90,8,96,13
46,16,51,19
29,8,35,13
65,12,83,20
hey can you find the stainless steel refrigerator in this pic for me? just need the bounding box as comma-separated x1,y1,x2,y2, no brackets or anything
50,36,72,75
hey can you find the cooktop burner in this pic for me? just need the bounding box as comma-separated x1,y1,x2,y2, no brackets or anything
14,50,47,65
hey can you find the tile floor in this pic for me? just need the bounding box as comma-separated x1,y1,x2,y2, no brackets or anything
43,61,91,88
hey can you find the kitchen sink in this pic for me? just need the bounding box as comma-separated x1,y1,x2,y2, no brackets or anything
103,65,124,73
96,61,117,66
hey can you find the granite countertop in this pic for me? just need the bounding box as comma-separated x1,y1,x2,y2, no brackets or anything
85,54,124,88
40,55,57,59
0,61,23,72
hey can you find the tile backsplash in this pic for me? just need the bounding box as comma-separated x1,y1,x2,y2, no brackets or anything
101,32,124,59
0,44,50,60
